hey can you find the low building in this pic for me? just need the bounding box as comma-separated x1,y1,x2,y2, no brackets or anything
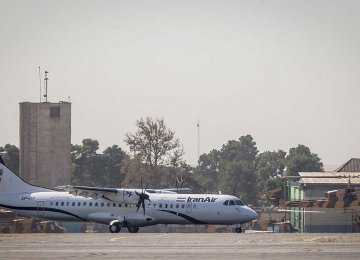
287,159,360,233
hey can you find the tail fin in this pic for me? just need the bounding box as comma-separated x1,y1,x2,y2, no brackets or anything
0,157,50,194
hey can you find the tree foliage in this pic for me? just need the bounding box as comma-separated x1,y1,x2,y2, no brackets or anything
285,144,323,176
124,117,184,169
0,144,19,175
219,135,258,205
256,150,286,205
195,149,221,193
71,139,127,187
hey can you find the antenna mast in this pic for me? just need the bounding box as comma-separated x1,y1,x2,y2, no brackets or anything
197,119,200,162
38,67,42,102
44,71,49,102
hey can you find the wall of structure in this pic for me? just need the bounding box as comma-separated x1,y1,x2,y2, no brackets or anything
19,102,71,188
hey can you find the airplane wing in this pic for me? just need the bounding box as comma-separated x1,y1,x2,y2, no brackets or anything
57,185,119,201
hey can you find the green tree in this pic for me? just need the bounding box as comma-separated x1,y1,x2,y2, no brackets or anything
256,150,286,205
285,144,323,176
219,160,257,205
195,149,221,193
0,144,19,174
218,135,258,205
71,139,127,187
124,117,184,170
103,145,127,186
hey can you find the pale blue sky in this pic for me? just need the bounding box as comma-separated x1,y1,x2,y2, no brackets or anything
1,0,360,165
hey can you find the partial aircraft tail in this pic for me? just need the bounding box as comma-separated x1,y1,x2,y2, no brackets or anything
0,156,49,194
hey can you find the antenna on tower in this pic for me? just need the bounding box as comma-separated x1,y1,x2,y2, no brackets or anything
38,67,42,102
197,119,200,163
44,71,49,102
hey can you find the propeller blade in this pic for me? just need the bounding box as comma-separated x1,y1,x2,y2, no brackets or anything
142,201,146,215
136,200,141,212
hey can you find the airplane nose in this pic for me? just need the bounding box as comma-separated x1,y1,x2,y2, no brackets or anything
250,208,258,220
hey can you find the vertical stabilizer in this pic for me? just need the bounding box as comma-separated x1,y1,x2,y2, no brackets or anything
0,158,50,194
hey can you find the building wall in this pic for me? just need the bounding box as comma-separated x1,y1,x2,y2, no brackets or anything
288,182,358,233
19,102,71,188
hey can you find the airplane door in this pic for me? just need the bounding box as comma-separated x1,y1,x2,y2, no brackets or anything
37,201,45,217
186,201,192,213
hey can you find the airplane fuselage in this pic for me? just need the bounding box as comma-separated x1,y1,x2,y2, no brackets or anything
0,191,257,226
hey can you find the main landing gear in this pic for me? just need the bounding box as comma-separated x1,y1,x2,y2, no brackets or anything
235,227,242,233
109,222,139,233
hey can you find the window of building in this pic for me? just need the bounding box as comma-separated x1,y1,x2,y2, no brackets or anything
50,106,61,118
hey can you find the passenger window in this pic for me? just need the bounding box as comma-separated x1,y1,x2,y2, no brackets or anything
170,204,173,208
125,204,128,207
176,204,179,208
50,202,53,206
165,204,168,208
223,200,229,206
193,204,196,209
83,202,86,206
55,202,59,206
101,203,104,207
153,204,156,208
119,203,122,207
72,202,75,206
113,203,116,207
181,205,185,209
89,202,92,206
66,202,69,206
107,203,110,207
95,202,98,206
159,204,162,208
229,200,235,206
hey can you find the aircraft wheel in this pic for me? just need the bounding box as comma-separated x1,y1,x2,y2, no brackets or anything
128,226,139,233
109,223,121,233
235,227,242,233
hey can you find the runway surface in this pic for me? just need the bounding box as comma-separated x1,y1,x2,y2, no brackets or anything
1,233,360,259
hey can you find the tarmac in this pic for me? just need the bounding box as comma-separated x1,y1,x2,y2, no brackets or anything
1,233,360,259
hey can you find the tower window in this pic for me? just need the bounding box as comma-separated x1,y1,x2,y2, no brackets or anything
50,106,60,117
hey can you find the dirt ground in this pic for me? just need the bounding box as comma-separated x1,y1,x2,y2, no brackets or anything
1,233,360,259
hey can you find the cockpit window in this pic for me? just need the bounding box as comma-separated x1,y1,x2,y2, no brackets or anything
235,200,244,206
223,200,229,206
229,200,235,206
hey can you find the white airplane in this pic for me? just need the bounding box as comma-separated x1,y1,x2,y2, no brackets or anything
0,157,257,233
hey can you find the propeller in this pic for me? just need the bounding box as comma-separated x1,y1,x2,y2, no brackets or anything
135,179,150,215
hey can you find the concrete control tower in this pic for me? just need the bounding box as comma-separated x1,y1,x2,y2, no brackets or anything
19,102,71,188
